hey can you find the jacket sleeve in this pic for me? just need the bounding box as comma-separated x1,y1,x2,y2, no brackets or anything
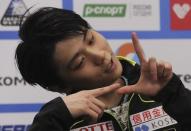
29,97,75,131
153,73,191,129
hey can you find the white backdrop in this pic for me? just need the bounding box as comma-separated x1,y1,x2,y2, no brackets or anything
0,0,191,130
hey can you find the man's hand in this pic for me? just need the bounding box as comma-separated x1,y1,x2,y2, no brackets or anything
63,83,120,124
117,32,173,96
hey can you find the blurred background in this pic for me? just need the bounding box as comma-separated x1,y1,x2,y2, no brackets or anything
0,0,190,130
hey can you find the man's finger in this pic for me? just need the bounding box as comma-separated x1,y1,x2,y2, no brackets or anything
163,63,173,80
149,57,157,81
131,32,146,64
90,97,106,110
89,83,121,97
116,85,136,94
157,60,165,78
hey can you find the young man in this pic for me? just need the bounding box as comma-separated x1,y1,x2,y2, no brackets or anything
15,7,188,131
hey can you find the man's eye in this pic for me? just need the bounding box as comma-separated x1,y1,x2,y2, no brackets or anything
74,57,85,70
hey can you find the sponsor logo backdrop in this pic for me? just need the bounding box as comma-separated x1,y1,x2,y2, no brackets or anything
0,0,190,129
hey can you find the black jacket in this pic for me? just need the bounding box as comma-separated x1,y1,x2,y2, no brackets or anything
29,56,190,131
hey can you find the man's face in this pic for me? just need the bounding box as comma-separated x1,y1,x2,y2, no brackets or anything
54,30,122,92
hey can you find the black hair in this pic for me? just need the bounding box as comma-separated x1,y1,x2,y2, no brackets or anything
15,7,91,92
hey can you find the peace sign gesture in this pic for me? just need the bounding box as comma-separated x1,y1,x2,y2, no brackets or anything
117,32,173,96
63,83,121,123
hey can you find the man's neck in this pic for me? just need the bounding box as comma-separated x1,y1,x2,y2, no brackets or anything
98,78,125,109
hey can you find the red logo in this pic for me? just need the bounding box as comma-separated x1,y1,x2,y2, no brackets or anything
117,42,135,57
170,0,191,30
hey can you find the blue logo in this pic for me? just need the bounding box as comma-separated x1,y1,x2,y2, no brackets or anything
1,0,28,26
0,124,31,131
135,124,149,131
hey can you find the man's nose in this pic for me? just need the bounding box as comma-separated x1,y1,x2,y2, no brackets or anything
85,47,105,65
